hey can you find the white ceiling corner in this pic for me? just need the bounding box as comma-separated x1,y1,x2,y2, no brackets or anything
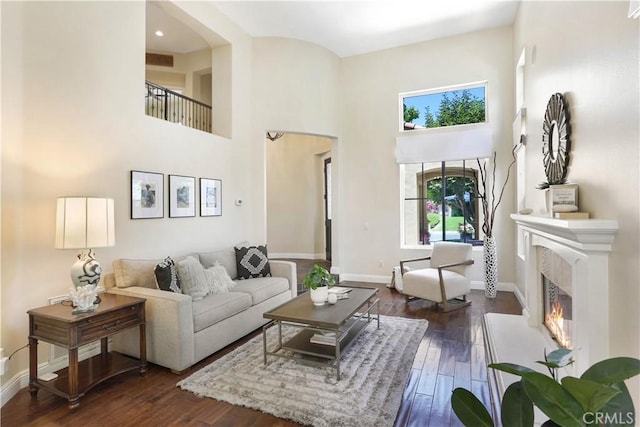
147,0,521,57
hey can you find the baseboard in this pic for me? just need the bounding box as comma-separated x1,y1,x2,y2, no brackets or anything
339,273,391,284
513,285,527,312
338,275,516,290
1,342,101,408
0,370,27,407
471,281,514,292
270,252,326,260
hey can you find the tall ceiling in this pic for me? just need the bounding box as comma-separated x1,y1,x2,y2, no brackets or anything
147,1,521,58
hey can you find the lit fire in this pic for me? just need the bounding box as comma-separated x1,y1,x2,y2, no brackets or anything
545,302,572,349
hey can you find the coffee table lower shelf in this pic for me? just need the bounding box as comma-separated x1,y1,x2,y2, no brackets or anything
282,317,369,358
263,307,379,380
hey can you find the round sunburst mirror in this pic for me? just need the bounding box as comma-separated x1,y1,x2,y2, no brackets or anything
542,93,571,185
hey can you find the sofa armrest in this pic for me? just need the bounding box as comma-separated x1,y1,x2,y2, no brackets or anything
270,260,297,297
107,286,196,373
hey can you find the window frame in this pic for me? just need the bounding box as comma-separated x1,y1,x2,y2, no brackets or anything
399,81,489,133
400,160,482,248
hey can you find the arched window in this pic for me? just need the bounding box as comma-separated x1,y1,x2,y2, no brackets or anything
403,161,480,246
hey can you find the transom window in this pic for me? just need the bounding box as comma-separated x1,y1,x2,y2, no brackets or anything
400,82,487,131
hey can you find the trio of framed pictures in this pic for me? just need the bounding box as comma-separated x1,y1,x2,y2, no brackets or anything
131,170,222,219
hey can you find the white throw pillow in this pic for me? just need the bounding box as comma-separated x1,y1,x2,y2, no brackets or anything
205,261,236,295
176,256,208,301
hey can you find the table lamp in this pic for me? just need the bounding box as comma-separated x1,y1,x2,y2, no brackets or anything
55,197,115,310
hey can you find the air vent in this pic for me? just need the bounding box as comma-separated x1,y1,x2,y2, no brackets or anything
146,53,174,67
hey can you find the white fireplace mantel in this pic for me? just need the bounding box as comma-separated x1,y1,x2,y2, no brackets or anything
510,213,619,372
511,214,618,249
483,214,618,423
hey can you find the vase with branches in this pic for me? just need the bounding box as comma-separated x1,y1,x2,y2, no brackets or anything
475,143,520,297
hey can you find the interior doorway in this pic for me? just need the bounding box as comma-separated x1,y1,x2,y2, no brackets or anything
324,157,332,261
266,133,333,262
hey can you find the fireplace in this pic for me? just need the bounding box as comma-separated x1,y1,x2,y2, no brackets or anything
510,214,618,374
542,275,572,349
538,246,574,350
482,214,618,422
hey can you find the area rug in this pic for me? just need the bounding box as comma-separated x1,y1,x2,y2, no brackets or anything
177,315,428,427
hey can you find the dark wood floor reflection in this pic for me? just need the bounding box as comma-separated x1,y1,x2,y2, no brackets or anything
1,260,521,427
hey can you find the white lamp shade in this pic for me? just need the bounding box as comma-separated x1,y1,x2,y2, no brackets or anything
55,197,115,249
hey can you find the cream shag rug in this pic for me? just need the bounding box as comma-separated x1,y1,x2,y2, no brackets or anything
177,315,428,427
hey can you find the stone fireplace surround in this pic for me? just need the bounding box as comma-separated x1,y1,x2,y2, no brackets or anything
482,214,618,421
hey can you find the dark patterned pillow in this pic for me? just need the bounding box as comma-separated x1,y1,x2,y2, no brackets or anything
154,256,182,293
235,245,271,279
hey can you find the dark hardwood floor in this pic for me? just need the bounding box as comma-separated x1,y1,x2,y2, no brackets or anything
1,260,521,426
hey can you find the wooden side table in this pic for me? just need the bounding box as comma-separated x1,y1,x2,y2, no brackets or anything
28,293,146,411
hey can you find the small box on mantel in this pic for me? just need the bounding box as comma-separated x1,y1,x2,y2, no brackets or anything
554,212,590,219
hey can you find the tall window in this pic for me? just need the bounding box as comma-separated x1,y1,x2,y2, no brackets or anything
402,160,480,246
398,81,490,247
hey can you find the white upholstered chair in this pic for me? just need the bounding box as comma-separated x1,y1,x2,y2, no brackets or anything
400,241,474,312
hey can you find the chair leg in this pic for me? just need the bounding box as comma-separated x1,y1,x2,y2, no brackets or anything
441,297,471,312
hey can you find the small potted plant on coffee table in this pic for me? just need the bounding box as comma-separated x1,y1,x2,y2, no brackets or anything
303,264,336,306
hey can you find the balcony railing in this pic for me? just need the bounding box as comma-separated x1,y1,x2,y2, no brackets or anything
145,80,212,133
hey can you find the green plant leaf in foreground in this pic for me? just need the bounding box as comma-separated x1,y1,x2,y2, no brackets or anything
561,376,621,412
489,362,536,377
589,381,636,427
451,387,494,427
521,372,584,427
581,357,640,384
501,381,534,427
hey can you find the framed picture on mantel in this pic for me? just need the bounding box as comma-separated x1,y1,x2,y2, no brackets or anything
546,184,579,215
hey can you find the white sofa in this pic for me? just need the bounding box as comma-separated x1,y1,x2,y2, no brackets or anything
103,247,296,373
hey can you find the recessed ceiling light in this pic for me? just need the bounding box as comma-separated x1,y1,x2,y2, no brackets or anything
155,30,164,37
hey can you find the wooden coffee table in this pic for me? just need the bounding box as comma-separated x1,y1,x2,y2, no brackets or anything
262,286,379,380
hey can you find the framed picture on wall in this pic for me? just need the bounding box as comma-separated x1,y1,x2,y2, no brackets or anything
169,175,196,218
131,170,164,219
200,178,222,216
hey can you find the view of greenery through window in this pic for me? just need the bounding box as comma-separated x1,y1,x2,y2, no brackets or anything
404,162,480,245
401,84,486,245
402,86,486,130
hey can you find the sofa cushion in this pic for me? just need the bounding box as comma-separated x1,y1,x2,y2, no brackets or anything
177,256,208,301
192,292,252,332
114,258,160,289
235,245,271,279
198,248,237,280
231,277,290,305
154,256,182,293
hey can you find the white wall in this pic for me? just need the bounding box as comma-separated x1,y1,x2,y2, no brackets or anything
250,37,342,265
0,0,253,382
266,134,331,258
513,0,639,401
339,27,515,281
